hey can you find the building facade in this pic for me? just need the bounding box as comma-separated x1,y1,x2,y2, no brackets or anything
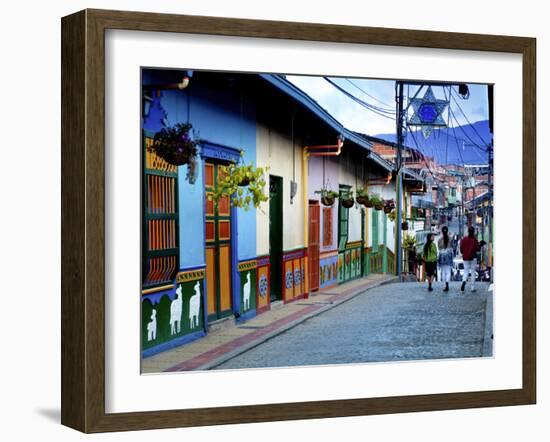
140,70,426,357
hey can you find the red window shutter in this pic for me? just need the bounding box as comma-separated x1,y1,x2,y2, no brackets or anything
323,207,333,247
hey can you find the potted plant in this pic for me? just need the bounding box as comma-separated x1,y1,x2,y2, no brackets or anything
383,199,395,214
316,189,339,206
149,122,200,167
355,187,370,206
403,233,417,251
211,161,270,211
370,194,384,211
340,189,355,208
234,163,257,187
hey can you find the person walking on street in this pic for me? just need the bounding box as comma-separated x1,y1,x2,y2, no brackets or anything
459,226,486,292
438,226,453,292
422,233,438,292
452,234,459,256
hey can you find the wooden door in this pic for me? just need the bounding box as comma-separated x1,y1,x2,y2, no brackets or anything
205,161,233,321
308,201,320,292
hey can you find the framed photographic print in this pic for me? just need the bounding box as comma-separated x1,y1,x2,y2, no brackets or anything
61,9,536,433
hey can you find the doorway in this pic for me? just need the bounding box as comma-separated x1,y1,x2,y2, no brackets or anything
269,175,283,302
308,201,320,292
204,161,233,321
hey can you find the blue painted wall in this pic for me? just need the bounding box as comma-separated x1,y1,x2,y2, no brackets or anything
142,70,258,269
178,161,205,269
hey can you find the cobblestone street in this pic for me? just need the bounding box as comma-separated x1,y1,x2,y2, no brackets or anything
214,281,492,370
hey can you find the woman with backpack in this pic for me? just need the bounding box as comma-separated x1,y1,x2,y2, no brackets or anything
422,233,438,292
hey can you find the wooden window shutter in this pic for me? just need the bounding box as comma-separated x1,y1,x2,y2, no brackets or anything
323,207,333,247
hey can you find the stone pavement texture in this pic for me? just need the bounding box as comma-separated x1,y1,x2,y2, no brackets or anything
215,281,492,370
141,273,396,373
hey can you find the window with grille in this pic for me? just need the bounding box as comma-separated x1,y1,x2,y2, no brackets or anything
372,209,379,252
322,207,333,247
338,185,350,251
142,133,179,287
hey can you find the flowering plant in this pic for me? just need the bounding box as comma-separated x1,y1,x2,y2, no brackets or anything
149,123,200,182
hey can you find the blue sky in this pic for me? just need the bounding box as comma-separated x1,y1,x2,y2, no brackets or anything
287,75,490,136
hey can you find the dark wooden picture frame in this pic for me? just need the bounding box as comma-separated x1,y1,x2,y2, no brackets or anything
61,9,536,433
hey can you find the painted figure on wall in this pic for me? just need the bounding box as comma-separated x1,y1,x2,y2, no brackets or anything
189,282,201,329
170,285,183,335
147,309,157,342
243,272,251,311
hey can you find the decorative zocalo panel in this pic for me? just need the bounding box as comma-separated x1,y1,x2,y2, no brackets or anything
319,254,338,289
238,259,258,272
142,278,205,354
239,268,257,314
176,268,206,283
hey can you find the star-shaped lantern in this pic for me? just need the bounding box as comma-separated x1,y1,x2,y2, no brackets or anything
407,86,449,139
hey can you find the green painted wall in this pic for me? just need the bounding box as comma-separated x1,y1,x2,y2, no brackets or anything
239,269,257,315
141,280,204,351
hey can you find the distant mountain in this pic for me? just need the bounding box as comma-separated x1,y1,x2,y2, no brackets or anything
374,120,492,166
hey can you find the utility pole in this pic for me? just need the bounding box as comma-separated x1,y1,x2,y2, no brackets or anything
394,80,469,279
459,174,464,238
395,81,404,279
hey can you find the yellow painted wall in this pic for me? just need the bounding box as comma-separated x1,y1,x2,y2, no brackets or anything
256,122,305,254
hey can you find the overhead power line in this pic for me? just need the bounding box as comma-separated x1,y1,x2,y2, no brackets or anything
344,79,394,108
448,107,489,154
450,87,490,148
324,77,396,120
406,126,440,182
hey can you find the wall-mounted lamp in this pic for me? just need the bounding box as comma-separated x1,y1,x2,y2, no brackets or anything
290,180,298,204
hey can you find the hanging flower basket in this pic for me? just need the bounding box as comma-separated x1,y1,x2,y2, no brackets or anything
317,189,339,207
341,198,354,208
401,221,409,230
340,189,354,208
150,123,200,168
355,187,370,207
211,160,269,211
370,194,384,211
383,206,392,214
239,176,252,187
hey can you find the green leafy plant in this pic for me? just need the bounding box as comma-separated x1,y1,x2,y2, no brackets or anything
315,188,339,206
403,233,417,250
355,187,372,207
387,210,405,222
211,159,269,211
149,123,200,182
340,188,355,208
370,194,384,210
